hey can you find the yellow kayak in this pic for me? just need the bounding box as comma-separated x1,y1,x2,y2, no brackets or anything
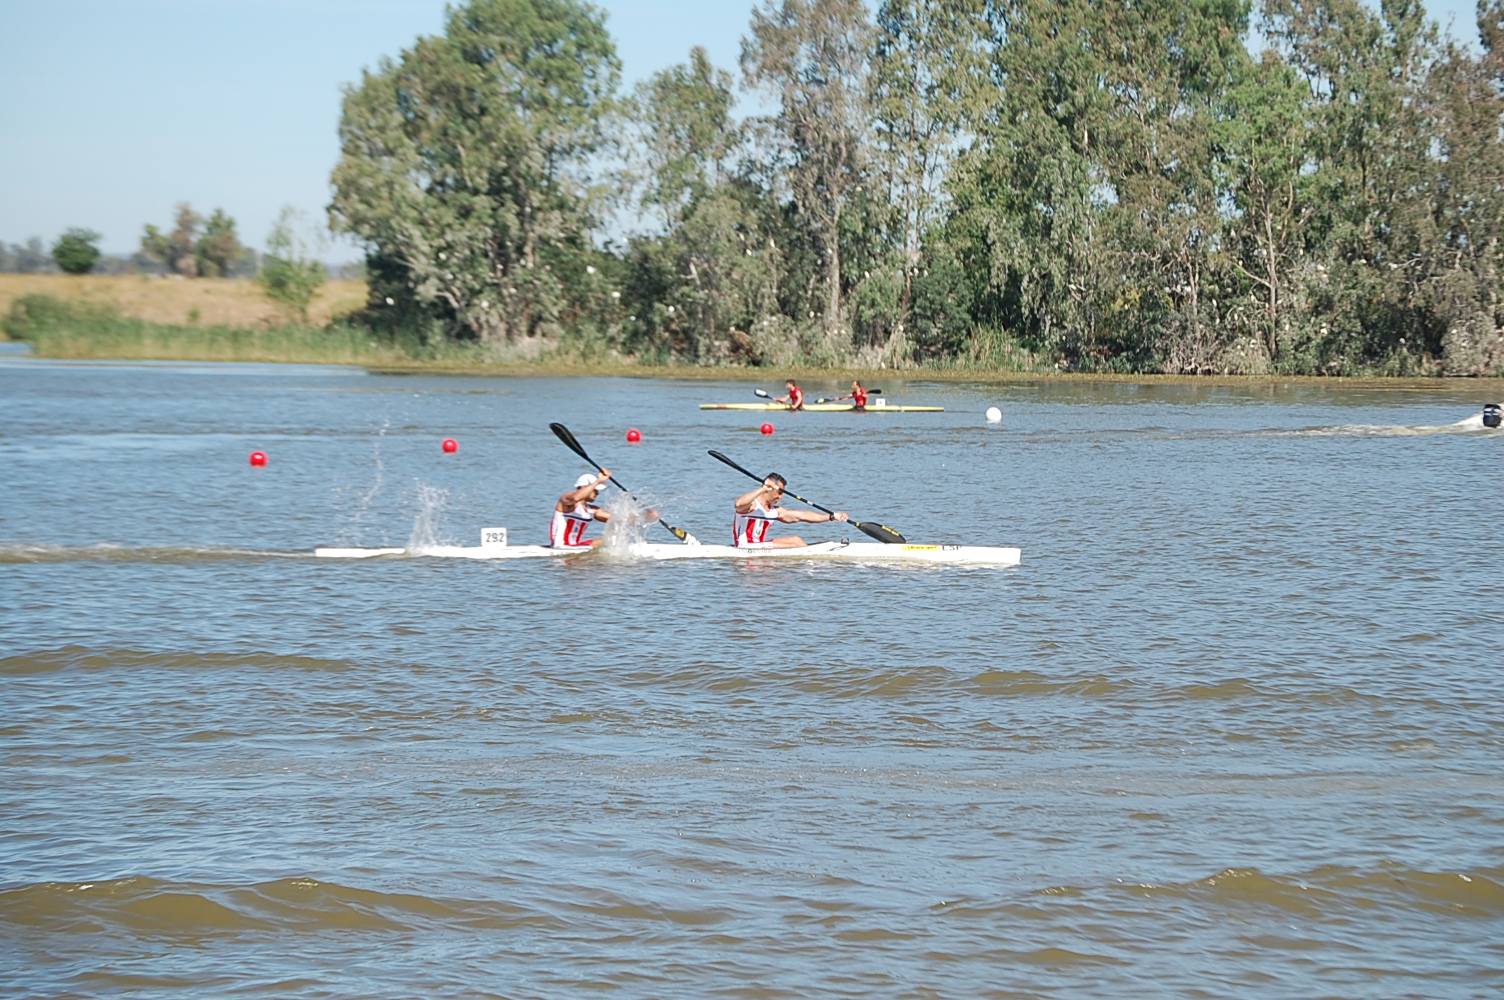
699,402,944,412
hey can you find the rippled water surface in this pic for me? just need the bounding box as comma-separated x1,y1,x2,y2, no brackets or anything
3,356,1503,998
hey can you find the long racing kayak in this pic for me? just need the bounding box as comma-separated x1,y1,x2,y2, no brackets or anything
315,539,1019,566
699,402,944,412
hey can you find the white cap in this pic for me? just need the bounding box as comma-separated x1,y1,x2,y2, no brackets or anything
575,473,600,490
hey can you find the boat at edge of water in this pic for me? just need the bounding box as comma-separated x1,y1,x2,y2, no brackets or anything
315,538,1020,566
699,402,945,412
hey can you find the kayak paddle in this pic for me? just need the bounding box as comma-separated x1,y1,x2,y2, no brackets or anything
549,423,697,544
814,390,882,403
707,449,906,544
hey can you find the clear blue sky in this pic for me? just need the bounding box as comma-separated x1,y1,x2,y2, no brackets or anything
0,0,1486,260
0,0,751,258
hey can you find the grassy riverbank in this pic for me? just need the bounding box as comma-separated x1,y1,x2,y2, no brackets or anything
0,273,367,330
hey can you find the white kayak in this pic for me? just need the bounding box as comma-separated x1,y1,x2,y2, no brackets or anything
315,531,1019,566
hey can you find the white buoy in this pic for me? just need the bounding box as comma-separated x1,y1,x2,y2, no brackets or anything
985,406,1002,423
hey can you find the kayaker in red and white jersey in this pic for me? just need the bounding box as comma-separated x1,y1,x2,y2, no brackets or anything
774,379,804,411
550,471,612,547
835,379,868,410
732,473,847,548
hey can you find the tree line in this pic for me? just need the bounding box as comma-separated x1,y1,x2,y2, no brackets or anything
330,0,1504,375
2,205,256,278
3,204,331,322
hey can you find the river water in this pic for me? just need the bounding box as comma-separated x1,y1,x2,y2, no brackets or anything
2,352,1502,998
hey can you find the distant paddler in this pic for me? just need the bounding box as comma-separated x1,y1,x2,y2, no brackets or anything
1453,402,1502,430
775,379,805,411
833,379,868,410
733,473,847,548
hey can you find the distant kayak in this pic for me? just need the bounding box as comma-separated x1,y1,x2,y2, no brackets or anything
700,401,945,412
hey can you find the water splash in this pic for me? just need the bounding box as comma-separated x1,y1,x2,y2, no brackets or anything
597,491,660,551
336,421,388,545
407,482,450,552
1269,421,1498,438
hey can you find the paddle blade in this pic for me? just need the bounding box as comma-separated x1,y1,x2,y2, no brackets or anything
663,523,688,542
708,450,760,482
549,422,589,461
856,521,906,544
754,388,771,398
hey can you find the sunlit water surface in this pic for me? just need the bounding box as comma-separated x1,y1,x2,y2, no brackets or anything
2,355,1502,998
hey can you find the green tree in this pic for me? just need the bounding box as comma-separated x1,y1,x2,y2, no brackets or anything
1259,0,1436,372
196,209,245,278
947,0,1115,364
51,228,102,275
1221,50,1311,366
871,0,990,362
258,207,326,322
1393,9,1504,375
330,0,620,343
1094,0,1253,372
142,203,205,277
634,47,739,227
624,48,779,362
742,0,874,356
140,204,244,278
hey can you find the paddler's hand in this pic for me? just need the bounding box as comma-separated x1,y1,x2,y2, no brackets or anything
831,511,848,522
596,469,611,485
645,509,660,522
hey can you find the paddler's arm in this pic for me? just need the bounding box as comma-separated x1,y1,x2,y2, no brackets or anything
776,508,847,524
734,482,775,513
563,470,610,506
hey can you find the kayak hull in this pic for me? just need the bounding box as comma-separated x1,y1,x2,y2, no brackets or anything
315,540,1019,566
699,402,944,412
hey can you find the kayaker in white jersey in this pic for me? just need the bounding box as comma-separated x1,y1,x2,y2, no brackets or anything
551,471,613,547
733,473,847,548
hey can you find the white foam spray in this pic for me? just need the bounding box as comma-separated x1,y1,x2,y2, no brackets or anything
336,421,389,545
407,482,450,552
597,491,660,552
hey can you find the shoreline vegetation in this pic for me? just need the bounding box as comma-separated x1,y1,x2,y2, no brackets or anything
5,281,1504,391
314,0,1504,379
13,1,1504,380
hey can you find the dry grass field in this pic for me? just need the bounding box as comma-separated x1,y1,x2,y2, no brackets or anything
0,273,368,331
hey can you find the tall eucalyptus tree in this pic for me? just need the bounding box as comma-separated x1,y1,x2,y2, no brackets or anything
871,0,991,361
742,0,874,354
626,48,775,361
330,0,619,343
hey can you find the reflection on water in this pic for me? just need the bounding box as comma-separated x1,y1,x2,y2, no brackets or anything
1,360,1502,998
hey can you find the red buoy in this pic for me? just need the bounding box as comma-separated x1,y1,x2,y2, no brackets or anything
442,438,459,453
626,428,642,443
248,451,267,467
760,422,774,435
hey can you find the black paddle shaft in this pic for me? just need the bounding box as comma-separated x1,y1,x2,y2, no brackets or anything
706,450,906,544
548,423,690,542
